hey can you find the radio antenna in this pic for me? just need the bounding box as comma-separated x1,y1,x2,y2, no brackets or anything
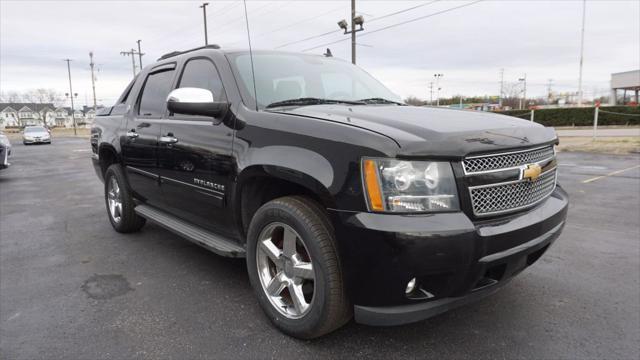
243,0,259,111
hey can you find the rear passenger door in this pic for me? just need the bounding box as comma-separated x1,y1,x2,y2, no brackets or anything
121,64,176,205
156,57,235,235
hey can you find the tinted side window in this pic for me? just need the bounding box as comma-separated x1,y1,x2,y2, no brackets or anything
138,70,175,117
117,77,136,104
178,59,226,101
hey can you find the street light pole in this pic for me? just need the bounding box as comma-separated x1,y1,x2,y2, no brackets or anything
434,73,443,106
63,59,77,136
89,52,97,111
577,0,586,105
136,40,144,69
518,74,527,109
429,82,434,105
200,2,210,46
499,68,504,108
351,0,356,65
337,1,364,65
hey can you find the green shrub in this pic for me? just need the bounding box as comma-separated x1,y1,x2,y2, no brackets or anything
494,106,640,126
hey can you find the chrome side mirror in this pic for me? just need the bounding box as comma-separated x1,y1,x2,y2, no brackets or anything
166,87,228,118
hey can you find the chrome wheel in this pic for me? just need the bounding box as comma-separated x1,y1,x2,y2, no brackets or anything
107,176,123,224
256,222,316,319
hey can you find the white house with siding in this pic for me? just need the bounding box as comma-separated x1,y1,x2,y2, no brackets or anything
0,103,102,130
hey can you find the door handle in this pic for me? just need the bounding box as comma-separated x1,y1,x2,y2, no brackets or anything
159,135,178,144
126,130,139,138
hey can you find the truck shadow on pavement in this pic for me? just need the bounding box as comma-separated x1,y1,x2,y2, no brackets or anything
131,222,548,357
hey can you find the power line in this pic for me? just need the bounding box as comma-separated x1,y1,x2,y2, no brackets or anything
253,6,344,39
215,0,242,17
363,0,484,37
275,0,442,50
120,49,141,77
212,1,278,34
367,0,441,24
144,1,242,48
302,0,484,52
274,29,337,49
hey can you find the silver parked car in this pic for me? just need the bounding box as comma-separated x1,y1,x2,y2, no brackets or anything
23,126,51,145
0,131,11,170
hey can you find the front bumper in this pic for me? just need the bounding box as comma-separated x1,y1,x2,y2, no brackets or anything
23,138,51,144
0,146,9,169
331,186,568,326
91,153,104,183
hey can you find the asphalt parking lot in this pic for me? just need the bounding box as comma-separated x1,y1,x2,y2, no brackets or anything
1,137,639,359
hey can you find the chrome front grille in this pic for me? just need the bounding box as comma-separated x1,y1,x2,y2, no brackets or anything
469,169,556,216
464,145,557,217
469,167,557,216
463,146,555,174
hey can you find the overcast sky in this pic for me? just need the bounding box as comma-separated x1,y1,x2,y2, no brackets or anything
1,0,638,106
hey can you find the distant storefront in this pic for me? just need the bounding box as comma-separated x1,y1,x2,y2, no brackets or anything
610,70,640,105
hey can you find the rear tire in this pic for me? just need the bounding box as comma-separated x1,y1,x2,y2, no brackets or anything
246,196,351,339
104,164,145,233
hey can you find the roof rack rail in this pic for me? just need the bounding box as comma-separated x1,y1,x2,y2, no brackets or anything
157,44,221,61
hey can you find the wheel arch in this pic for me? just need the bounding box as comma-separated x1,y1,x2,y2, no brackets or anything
233,164,336,239
98,143,121,177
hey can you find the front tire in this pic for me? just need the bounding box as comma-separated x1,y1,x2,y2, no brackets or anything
246,196,351,339
104,164,145,233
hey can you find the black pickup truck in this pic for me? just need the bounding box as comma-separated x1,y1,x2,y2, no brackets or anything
91,45,568,339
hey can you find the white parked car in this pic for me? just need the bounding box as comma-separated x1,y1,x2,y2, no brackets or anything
22,126,51,145
0,131,11,170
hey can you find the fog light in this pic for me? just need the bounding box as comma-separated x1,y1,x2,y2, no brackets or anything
405,277,417,295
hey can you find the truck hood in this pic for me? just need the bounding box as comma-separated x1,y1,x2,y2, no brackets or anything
271,105,557,158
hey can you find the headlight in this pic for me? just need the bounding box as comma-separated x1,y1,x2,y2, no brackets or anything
362,158,459,213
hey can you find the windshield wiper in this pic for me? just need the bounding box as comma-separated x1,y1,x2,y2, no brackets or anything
356,97,405,105
266,97,365,109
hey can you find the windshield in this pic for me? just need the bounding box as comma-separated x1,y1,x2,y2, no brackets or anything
228,52,402,110
25,126,47,133
24,126,47,133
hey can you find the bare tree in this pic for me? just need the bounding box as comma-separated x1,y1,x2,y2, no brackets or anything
16,89,64,126
404,96,426,106
501,83,523,109
0,91,21,103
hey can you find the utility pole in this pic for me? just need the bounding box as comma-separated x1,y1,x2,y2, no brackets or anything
337,1,364,64
546,78,554,104
200,2,210,45
434,73,443,106
136,40,145,69
518,74,527,109
63,59,77,136
89,52,98,111
577,0,586,105
350,0,356,65
499,68,504,108
120,48,140,77
429,82,434,106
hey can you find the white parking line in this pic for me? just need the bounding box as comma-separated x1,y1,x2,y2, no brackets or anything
582,165,640,184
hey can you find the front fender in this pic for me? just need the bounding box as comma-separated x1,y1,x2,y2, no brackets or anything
236,145,335,207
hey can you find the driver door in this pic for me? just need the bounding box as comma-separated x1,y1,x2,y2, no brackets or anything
156,57,235,235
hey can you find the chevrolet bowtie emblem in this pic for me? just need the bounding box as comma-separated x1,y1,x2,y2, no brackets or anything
523,163,542,181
